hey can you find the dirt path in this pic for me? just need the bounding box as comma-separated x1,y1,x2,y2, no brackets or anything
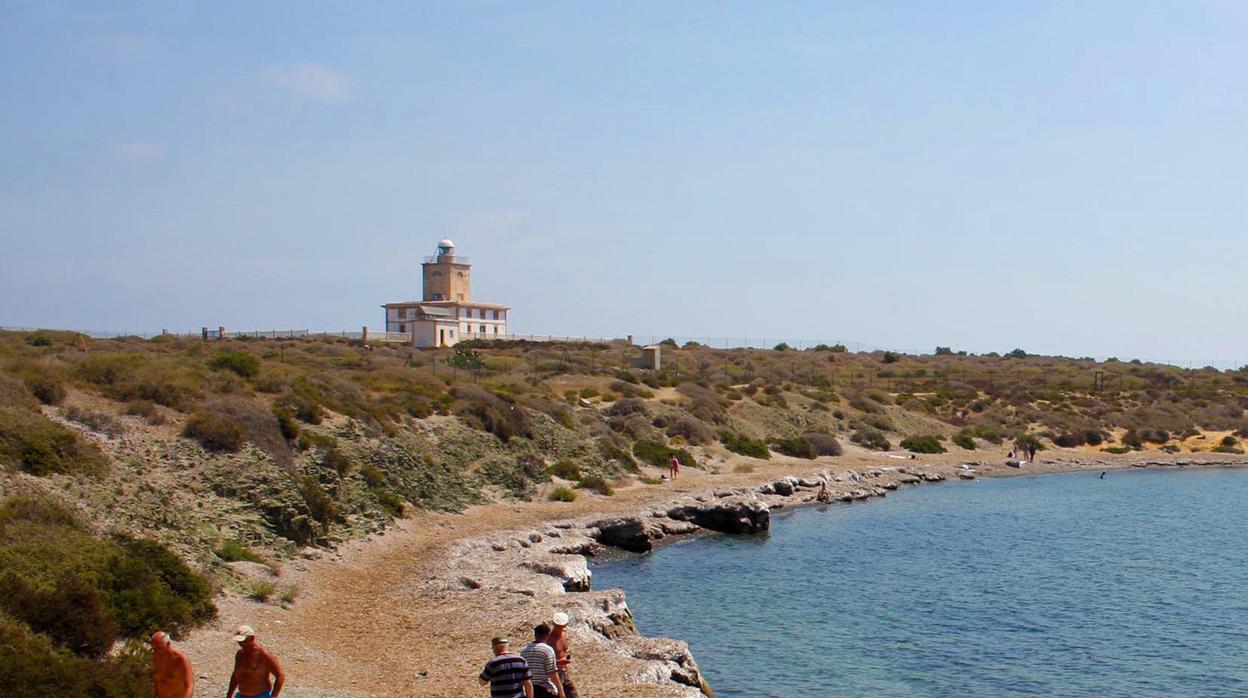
178,451,1240,697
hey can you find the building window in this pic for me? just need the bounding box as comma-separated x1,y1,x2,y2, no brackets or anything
457,271,464,277
398,308,407,319
431,270,442,277
491,310,498,320
398,323,406,333
479,324,486,333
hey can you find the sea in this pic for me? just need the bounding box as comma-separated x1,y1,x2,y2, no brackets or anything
592,468,1248,697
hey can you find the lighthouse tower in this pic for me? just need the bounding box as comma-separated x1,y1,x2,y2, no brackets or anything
422,238,471,302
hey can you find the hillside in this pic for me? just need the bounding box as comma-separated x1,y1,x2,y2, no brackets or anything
2,329,1248,691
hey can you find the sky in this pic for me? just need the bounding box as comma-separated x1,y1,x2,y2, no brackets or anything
3,1,1248,365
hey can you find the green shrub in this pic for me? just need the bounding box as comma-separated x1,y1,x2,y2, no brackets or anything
359,463,387,488
850,428,892,451
124,400,165,425
298,477,338,525
214,540,266,564
952,432,977,450
547,460,582,480
279,585,300,605
660,415,715,445
576,475,614,496
548,486,577,502
804,433,843,456
208,351,260,379
181,413,242,452
0,617,151,696
370,487,405,517
720,432,770,459
23,374,65,406
1013,433,1047,452
323,445,355,478
273,408,299,441
882,351,901,364
451,385,533,442
1212,445,1245,454
773,342,791,351
0,407,109,476
246,580,276,602
1102,446,1132,454
770,436,817,459
632,440,695,469
900,435,946,454
63,406,124,437
0,375,37,409
0,572,117,657
1121,430,1144,450
1221,435,1239,447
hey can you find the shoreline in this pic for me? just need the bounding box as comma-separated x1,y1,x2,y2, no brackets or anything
178,451,1248,697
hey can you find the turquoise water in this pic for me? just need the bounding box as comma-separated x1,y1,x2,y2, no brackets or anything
592,469,1248,697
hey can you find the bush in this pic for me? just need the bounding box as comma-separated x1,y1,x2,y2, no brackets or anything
0,617,151,696
1102,446,1132,454
370,487,405,517
208,351,260,379
1221,435,1239,448
182,412,242,452
246,580,276,602
1014,433,1046,452
0,572,117,657
576,475,614,496
770,436,816,459
547,460,582,480
273,409,299,441
214,540,266,564
1212,445,1245,454
298,477,338,525
0,375,37,409
882,351,901,364
661,415,715,445
721,432,770,459
803,433,843,457
900,435,946,454
124,400,165,425
606,398,648,418
952,432,976,450
452,385,533,442
850,429,892,451
323,445,355,478
63,406,124,437
24,374,65,406
549,486,577,502
1121,430,1144,450
773,342,791,351
633,440,696,469
0,407,109,476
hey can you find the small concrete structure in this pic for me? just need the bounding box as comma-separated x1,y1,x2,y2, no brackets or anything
641,344,662,370
382,238,511,347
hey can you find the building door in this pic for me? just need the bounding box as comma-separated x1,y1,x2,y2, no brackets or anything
438,329,445,346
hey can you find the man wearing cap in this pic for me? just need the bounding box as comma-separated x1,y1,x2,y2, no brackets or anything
150,631,194,698
543,613,579,698
479,636,533,698
226,625,285,698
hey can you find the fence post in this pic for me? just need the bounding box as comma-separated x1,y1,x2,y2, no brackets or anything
218,326,225,340
362,326,369,344
201,327,208,341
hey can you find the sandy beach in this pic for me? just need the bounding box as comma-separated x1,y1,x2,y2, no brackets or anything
175,449,1247,697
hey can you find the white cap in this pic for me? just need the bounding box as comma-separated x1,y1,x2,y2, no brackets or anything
232,625,255,642
552,612,570,627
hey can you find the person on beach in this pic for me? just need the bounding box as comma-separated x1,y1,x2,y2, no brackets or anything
669,455,680,479
522,624,564,698
150,631,194,698
480,636,533,698
543,613,579,698
226,625,285,698
1100,471,1106,479
816,482,831,503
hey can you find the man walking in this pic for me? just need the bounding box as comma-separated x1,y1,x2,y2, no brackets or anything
226,625,285,698
543,613,579,698
150,631,194,698
669,455,680,479
479,636,533,698
521,624,563,698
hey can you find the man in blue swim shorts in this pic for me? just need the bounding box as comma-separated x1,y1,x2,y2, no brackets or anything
225,624,285,698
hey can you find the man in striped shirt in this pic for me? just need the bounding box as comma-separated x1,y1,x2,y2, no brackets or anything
521,624,564,698
479,636,533,698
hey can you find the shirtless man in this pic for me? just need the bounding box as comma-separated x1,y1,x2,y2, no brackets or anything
226,625,285,698
150,631,194,698
543,613,579,698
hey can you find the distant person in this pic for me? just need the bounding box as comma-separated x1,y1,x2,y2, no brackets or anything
1100,471,1106,479
669,455,680,479
226,625,285,698
479,636,533,698
1028,444,1038,463
150,631,194,698
543,613,579,698
521,624,564,698
816,482,831,503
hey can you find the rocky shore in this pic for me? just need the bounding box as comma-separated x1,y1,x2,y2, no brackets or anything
176,452,1248,697
422,454,1244,697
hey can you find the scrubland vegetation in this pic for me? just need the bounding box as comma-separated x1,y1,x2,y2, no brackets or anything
3,329,1248,687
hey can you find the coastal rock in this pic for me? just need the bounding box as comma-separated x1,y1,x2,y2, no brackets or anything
920,472,946,482
524,555,592,592
590,517,666,553
667,496,770,534
659,519,701,536
771,478,795,496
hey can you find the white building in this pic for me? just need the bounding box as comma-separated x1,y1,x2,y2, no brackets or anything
381,238,510,347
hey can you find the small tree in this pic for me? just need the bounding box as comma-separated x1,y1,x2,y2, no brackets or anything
445,345,484,370
882,351,901,364
935,346,953,355
773,342,791,352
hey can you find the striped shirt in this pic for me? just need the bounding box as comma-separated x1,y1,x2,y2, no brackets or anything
480,652,530,698
521,641,559,693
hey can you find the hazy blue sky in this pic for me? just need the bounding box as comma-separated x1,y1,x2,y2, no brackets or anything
3,2,1247,363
